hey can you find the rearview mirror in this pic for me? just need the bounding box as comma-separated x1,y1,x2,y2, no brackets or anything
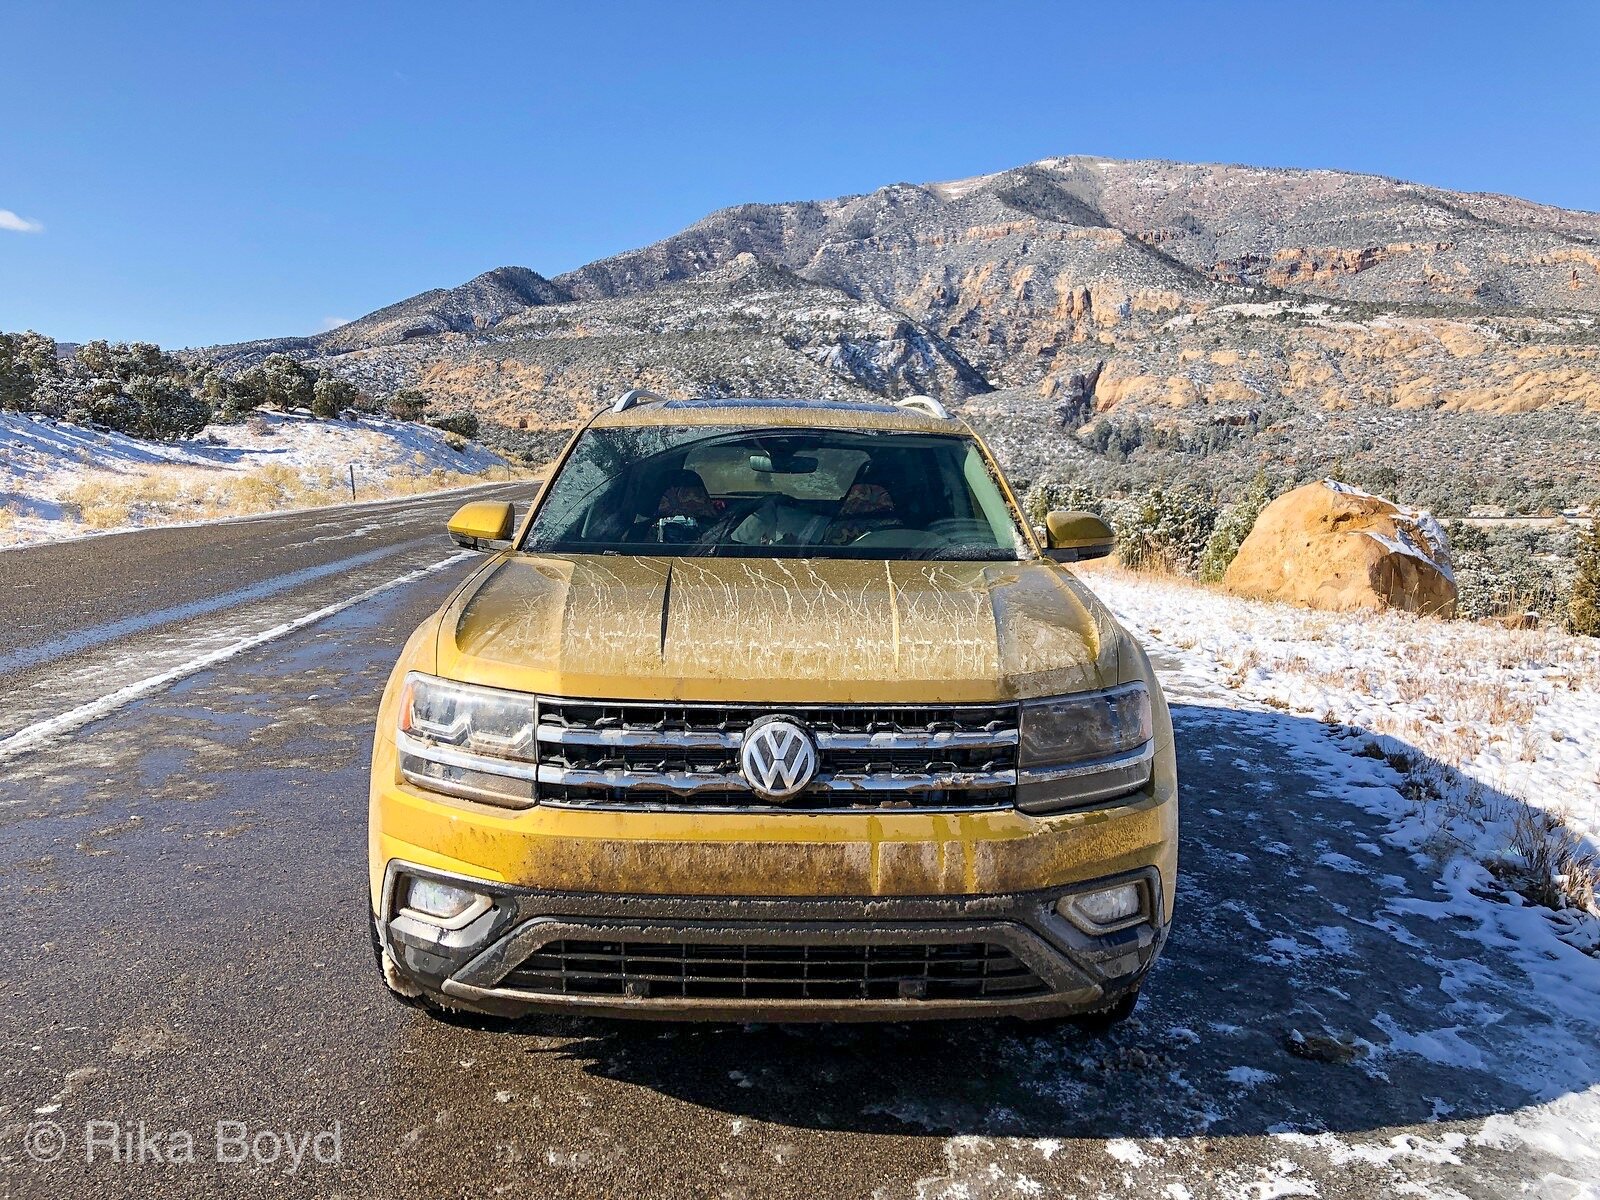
749,453,818,475
1044,510,1115,563
448,500,516,550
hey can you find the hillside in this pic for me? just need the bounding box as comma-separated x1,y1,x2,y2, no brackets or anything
200,156,1600,512
0,410,510,547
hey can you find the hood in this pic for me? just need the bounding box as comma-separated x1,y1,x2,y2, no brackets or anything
436,554,1129,704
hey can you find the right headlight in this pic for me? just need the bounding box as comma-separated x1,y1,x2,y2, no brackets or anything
395,672,539,808
1017,683,1154,812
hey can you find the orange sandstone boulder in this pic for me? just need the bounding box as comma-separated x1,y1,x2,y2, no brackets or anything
1223,481,1457,617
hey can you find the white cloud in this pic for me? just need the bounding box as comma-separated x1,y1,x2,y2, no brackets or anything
318,316,351,331
0,209,44,234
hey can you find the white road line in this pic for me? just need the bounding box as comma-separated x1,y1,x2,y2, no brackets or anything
0,552,471,764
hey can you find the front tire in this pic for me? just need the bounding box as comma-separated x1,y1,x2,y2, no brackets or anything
1016,985,1141,1037
368,909,426,1007
1072,985,1141,1033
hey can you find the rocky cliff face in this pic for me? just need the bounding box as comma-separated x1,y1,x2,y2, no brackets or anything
223,255,990,430
200,156,1600,508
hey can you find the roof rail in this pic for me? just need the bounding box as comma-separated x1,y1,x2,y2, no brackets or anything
896,394,951,419
610,388,669,413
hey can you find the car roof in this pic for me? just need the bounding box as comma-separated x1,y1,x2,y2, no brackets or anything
588,395,968,435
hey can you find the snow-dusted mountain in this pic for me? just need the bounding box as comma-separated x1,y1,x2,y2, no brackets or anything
199,155,1600,508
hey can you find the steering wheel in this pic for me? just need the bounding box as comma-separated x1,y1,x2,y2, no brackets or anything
823,512,907,543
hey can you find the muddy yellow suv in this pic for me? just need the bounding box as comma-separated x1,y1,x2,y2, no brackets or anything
368,392,1176,1025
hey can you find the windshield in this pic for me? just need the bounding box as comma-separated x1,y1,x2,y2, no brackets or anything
521,424,1033,561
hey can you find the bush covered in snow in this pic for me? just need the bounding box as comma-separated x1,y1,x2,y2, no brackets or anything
73,341,211,439
1106,487,1218,576
311,374,357,419
386,389,429,421
2,328,413,440
425,408,481,438
0,330,58,409
4,332,213,439
1447,520,1578,625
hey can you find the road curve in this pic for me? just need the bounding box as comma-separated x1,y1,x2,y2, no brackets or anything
0,483,527,752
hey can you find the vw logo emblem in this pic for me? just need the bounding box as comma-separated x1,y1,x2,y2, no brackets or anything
739,716,818,800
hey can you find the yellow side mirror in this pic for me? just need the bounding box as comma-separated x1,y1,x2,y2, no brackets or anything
1044,510,1115,563
448,500,516,550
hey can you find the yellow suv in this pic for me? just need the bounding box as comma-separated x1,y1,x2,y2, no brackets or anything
368,392,1176,1026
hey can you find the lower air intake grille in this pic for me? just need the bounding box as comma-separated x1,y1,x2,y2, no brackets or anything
501,939,1047,1002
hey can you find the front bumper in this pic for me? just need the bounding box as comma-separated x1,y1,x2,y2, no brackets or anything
376,861,1169,1022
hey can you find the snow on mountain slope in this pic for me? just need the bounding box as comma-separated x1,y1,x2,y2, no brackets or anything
0,410,511,548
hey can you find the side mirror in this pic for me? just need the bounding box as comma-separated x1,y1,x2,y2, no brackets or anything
1044,510,1115,563
448,501,516,551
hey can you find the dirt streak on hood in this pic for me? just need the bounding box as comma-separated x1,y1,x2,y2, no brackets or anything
438,553,1127,704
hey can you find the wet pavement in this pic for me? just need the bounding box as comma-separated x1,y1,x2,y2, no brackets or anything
0,483,524,749
1,500,1596,1198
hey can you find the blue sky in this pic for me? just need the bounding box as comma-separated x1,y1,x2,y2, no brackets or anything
2,1,1597,349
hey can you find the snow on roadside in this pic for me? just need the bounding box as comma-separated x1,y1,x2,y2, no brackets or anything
1084,563,1600,951
0,410,511,548
1081,563,1600,1191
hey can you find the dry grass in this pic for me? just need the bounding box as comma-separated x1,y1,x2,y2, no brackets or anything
1507,808,1599,912
59,462,515,532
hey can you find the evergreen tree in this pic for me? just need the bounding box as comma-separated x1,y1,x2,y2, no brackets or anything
73,340,211,438
312,375,356,418
259,354,316,410
1199,471,1274,581
0,330,60,409
386,389,429,421
425,408,480,439
1567,521,1600,637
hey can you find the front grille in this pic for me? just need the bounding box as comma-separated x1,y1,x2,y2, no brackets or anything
532,698,1018,811
500,938,1047,1002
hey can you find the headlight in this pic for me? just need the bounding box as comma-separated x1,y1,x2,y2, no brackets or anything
1020,683,1151,766
1017,683,1155,812
1058,881,1145,931
402,875,489,924
396,673,539,807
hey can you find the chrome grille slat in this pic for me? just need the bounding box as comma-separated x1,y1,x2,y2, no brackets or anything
535,763,1015,797
536,724,740,750
520,697,1021,811
814,728,1018,751
526,729,1015,748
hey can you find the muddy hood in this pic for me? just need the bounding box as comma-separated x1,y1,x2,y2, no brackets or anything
438,554,1128,704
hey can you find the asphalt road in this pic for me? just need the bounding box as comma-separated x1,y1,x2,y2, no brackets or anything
0,495,1592,1198
0,484,524,751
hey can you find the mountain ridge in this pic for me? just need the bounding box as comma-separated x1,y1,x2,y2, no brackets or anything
198,154,1600,511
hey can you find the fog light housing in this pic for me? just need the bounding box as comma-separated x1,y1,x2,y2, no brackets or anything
1059,882,1144,932
402,876,488,925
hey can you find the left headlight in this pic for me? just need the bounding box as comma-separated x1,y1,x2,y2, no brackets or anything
1017,683,1154,812
395,672,539,808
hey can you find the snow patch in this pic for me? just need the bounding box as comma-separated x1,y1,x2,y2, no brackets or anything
1,409,509,548
1104,1138,1148,1165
